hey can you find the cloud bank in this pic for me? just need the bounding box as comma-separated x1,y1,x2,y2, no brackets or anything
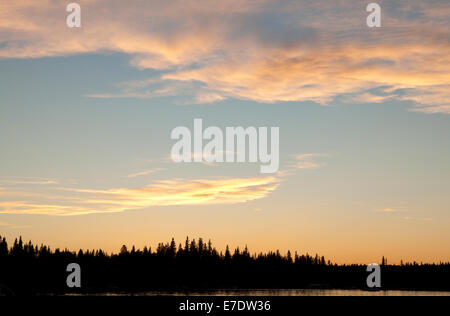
1,0,449,112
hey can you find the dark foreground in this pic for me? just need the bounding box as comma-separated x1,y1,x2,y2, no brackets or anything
1,236,449,296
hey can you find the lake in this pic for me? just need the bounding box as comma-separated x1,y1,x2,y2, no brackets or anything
97,289,450,296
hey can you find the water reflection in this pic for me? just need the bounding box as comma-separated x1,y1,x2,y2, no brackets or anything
123,289,450,296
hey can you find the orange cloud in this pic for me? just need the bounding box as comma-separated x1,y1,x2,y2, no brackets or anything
378,208,398,213
1,1,449,112
0,176,280,216
161,42,450,110
294,154,325,170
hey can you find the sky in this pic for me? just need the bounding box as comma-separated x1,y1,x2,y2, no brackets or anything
0,0,449,264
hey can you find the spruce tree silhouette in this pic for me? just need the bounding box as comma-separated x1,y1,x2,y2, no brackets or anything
0,234,449,295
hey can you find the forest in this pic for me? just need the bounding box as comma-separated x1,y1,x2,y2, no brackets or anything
0,235,449,295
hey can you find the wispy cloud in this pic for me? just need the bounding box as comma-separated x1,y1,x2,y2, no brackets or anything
1,1,449,112
0,151,327,216
403,216,433,222
0,177,59,185
294,154,326,170
273,153,327,177
127,168,165,178
377,208,399,213
0,176,280,216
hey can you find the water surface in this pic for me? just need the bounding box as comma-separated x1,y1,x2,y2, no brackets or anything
105,289,450,296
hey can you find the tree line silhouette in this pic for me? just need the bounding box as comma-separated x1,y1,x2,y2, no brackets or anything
0,235,449,295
